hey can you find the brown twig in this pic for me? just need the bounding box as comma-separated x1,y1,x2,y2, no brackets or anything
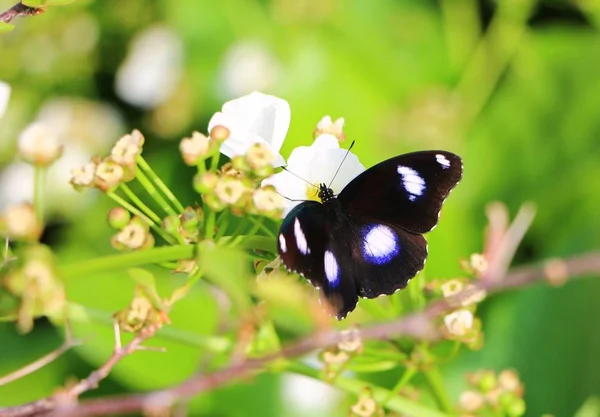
0,2,45,24
0,322,79,387
2,203,599,417
0,249,595,417
0,323,157,417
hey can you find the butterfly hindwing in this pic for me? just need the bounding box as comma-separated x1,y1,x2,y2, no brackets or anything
338,151,462,234
277,201,358,318
343,219,428,298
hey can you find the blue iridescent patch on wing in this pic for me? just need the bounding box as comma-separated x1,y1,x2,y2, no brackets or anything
361,224,400,265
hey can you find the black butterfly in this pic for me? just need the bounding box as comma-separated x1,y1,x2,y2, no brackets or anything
277,150,463,319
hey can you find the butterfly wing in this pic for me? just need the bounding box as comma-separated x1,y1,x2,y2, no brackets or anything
343,218,428,298
277,201,358,319
338,151,462,234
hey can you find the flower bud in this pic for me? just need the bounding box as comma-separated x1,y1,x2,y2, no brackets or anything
459,390,485,412
107,207,131,230
194,171,219,194
95,159,125,191
70,161,97,190
440,279,464,298
246,142,275,170
0,203,42,241
18,122,63,166
443,309,474,337
180,131,210,165
162,215,181,236
252,186,284,218
111,130,144,166
215,177,246,206
115,222,147,249
314,115,345,141
209,125,230,142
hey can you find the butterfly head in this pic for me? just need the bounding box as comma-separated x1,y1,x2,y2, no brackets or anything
318,183,335,203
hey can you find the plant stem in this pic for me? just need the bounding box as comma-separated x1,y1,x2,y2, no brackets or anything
119,184,161,224
33,166,45,223
383,366,417,405
107,191,175,244
137,155,185,213
205,210,217,240
58,244,194,278
134,165,178,217
423,366,453,413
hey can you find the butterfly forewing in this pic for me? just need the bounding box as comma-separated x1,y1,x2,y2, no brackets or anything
277,201,359,318
338,151,462,234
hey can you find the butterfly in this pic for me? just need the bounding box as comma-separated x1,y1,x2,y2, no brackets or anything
276,150,463,319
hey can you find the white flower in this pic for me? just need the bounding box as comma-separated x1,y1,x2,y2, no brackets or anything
208,91,290,167
18,122,63,166
263,134,365,215
115,26,183,109
0,81,11,119
443,309,474,337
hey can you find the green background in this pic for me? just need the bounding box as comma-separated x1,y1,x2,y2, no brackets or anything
1,0,600,415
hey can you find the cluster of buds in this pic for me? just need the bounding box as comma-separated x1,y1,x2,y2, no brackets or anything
459,369,525,416
179,125,230,167
460,253,489,278
313,115,345,141
193,139,284,218
70,130,145,192
0,203,43,242
162,206,204,244
108,211,154,251
113,290,171,335
320,328,364,380
349,388,382,417
0,245,66,333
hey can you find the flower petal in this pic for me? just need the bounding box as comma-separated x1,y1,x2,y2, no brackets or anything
208,91,290,166
0,81,11,119
263,134,365,216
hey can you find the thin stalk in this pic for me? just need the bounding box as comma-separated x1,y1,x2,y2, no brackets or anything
422,366,453,413
137,155,185,213
205,210,217,240
58,244,194,278
383,366,417,405
248,216,276,238
119,184,161,224
107,192,176,244
33,166,46,223
134,164,178,217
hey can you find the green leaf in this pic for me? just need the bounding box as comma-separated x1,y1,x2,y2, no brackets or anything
128,268,162,306
0,22,15,33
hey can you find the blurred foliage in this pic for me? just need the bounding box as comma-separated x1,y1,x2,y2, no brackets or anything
1,0,600,416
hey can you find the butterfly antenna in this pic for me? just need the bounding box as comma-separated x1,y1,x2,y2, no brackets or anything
328,140,355,189
282,167,317,188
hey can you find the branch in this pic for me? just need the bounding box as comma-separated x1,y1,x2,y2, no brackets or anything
0,323,156,417
2,203,599,417
0,322,79,386
0,2,45,24
1,249,594,417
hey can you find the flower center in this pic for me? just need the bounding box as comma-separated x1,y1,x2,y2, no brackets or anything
304,184,320,202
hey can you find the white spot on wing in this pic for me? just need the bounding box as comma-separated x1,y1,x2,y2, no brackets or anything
324,250,339,287
397,165,426,201
436,154,451,169
279,234,287,253
362,224,400,265
294,218,310,255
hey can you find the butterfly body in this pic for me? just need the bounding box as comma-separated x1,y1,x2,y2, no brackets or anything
277,151,462,319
